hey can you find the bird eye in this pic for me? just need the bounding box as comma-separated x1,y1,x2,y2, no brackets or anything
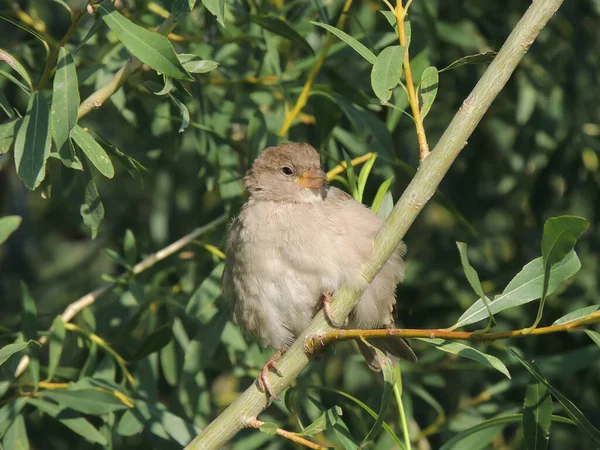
281,166,294,176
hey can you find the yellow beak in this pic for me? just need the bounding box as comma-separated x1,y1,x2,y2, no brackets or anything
297,167,328,189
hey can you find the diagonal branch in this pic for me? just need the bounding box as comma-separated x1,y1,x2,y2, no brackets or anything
185,0,566,448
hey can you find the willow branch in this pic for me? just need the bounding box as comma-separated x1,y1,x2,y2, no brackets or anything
305,310,600,353
77,13,177,119
278,0,353,136
14,214,228,378
186,1,565,448
394,0,429,159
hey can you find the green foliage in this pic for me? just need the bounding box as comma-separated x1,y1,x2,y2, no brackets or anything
1,0,599,449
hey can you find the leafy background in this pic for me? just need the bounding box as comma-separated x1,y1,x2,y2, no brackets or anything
0,0,599,449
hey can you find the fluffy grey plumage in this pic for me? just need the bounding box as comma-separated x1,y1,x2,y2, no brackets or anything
222,143,415,371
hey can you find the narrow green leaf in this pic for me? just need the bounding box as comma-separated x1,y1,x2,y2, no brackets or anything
202,0,226,27
47,315,66,381
585,330,600,348
553,305,600,325
0,118,20,155
183,308,229,373
371,176,394,214
3,414,29,450
133,399,201,445
371,45,405,102
0,340,37,367
439,51,497,73
454,251,581,328
251,15,312,54
311,21,376,64
456,242,495,327
20,282,39,390
523,375,552,450
333,418,360,450
418,66,439,119
418,338,511,378
359,339,395,446
0,48,32,92
508,347,600,444
97,3,191,80
123,229,137,265
133,324,173,360
117,409,144,436
172,0,197,21
258,422,278,435
342,150,358,200
0,398,28,439
439,414,574,450
51,47,80,168
71,125,114,178
40,389,130,415
0,216,21,246
377,191,394,219
298,406,343,436
356,153,377,203
27,398,107,445
177,54,219,73
80,176,105,239
168,94,190,133
185,264,224,321
13,92,52,190
0,14,49,58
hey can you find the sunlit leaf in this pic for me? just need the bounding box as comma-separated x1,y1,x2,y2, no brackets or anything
371,177,394,214
202,0,226,27
523,375,552,450
13,92,51,190
553,305,600,325
439,52,496,73
71,125,114,178
0,216,21,246
371,45,405,102
97,3,191,80
0,48,32,92
0,340,37,367
80,176,105,239
418,66,439,118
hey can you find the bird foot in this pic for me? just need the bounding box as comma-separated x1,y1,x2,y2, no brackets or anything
257,349,285,401
321,291,343,327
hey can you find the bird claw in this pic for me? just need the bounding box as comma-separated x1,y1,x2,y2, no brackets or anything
257,349,284,401
321,291,343,328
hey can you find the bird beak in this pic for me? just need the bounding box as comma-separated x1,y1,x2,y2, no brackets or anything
297,167,328,189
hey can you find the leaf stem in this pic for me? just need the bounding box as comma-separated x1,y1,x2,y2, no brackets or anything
278,0,353,136
394,1,429,159
304,310,600,352
244,418,327,449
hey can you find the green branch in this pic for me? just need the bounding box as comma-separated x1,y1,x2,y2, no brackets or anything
185,0,566,448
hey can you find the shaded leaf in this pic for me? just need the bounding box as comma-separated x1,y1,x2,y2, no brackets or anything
172,0,197,21
123,229,137,265
3,414,29,450
377,191,394,219
0,340,37,367
71,125,114,178
133,324,173,360
371,177,394,214
311,21,376,64
183,308,228,373
523,375,552,450
80,176,104,239
585,330,600,348
13,92,52,190
0,398,27,439
20,282,39,390
51,47,80,168
298,406,343,436
27,398,107,445
455,251,581,328
251,16,312,54
457,242,495,326
177,54,219,74
0,48,32,92
418,66,439,118
371,45,405,102
508,347,600,444
0,216,21,246
97,3,191,80
117,409,144,436
0,118,20,155
168,94,190,133
40,389,130,415
418,338,511,378
47,316,66,381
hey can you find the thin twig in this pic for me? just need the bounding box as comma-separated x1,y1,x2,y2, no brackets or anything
14,214,228,378
78,13,177,119
304,310,600,353
244,418,327,450
278,0,353,136
185,1,566,447
393,1,429,159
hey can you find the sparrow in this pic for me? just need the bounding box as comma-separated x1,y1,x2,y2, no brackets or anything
222,142,415,399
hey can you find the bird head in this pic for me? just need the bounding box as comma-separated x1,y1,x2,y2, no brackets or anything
244,143,328,202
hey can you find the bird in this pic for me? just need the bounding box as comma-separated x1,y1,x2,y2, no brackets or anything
222,142,415,399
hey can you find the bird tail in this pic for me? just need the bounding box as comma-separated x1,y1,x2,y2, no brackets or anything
356,337,417,372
